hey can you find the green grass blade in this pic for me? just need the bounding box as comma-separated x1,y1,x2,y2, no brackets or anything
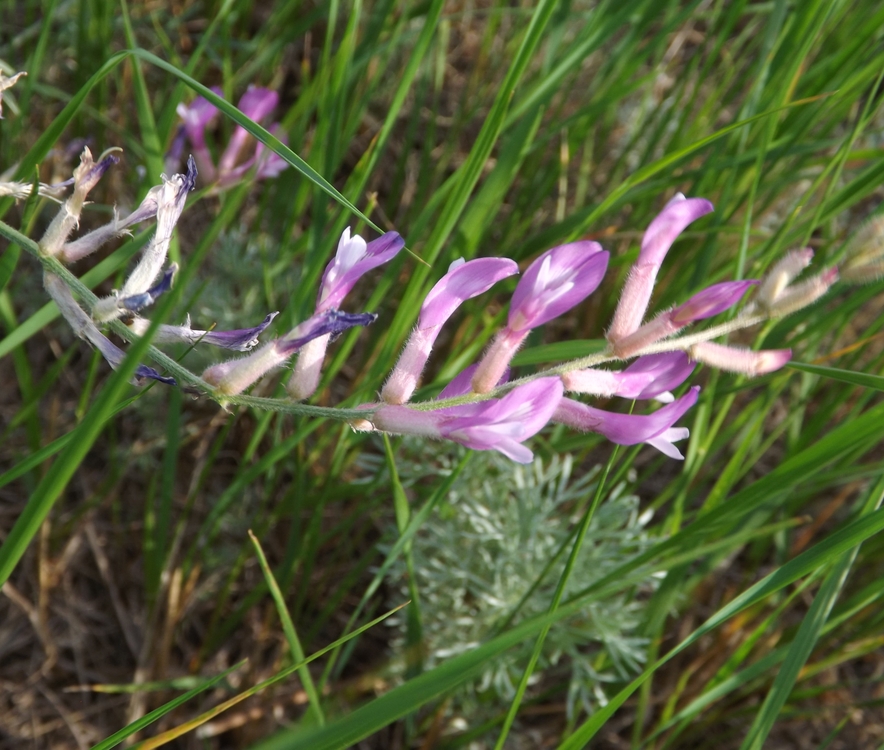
248,529,325,727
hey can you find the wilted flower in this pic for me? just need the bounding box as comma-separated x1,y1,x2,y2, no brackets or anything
58,180,164,263
203,310,376,395
92,157,197,322
39,147,120,258
44,273,175,386
0,70,25,118
128,312,279,351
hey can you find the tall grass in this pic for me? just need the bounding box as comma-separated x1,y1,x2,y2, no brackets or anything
2,0,884,747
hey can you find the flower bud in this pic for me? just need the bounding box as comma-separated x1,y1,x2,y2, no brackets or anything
689,342,791,376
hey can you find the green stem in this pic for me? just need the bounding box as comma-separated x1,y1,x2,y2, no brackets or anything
493,446,621,750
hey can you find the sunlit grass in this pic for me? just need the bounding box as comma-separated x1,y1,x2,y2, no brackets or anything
1,0,884,747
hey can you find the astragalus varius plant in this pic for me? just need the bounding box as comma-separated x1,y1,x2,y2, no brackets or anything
3,139,841,465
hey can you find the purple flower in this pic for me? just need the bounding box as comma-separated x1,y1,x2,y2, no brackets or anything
671,280,758,325
472,242,609,393
381,257,518,404
218,87,280,174
611,279,757,359
553,386,699,459
508,242,608,332
316,228,405,313
175,86,288,185
562,351,695,402
372,377,563,463
120,264,177,313
288,228,404,400
608,194,714,345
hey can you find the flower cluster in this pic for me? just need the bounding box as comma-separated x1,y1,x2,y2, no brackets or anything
35,148,374,388
169,86,288,188
356,194,838,463
11,82,838,466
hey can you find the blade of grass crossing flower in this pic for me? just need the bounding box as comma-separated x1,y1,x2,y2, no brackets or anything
0,274,182,586
494,445,621,750
90,661,246,750
557,504,884,749
738,475,884,750
133,604,406,750
248,530,325,727
128,49,379,234
381,0,559,351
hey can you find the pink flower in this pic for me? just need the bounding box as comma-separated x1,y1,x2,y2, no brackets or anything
472,242,608,393
608,194,714,345
381,257,518,404
372,377,563,464
174,86,288,185
562,351,695,402
316,228,405,313
611,279,757,358
689,342,791,376
553,386,699,459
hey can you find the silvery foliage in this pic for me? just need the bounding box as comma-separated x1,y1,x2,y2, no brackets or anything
381,444,658,721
